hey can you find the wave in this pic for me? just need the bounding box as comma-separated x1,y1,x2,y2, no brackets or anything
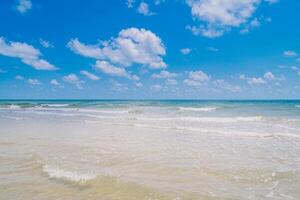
179,107,218,112
296,105,300,108
180,116,263,123
0,104,22,110
43,164,96,183
41,104,70,107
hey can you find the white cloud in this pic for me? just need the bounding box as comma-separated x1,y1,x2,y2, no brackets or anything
248,77,266,85
240,18,261,34
80,70,100,80
94,60,140,81
28,78,41,85
180,48,192,55
283,50,297,57
0,37,57,70
94,60,128,77
135,82,143,87
16,0,32,14
151,70,177,79
68,27,166,69
50,79,62,87
15,75,24,80
186,25,225,38
183,79,202,86
126,0,135,8
184,70,209,86
151,84,163,91
263,71,276,80
137,2,154,16
213,79,241,92
291,66,300,75
63,74,84,88
165,79,178,85
207,47,219,52
67,38,102,59
186,0,261,37
188,70,209,81
39,39,54,48
110,79,128,91
239,72,284,85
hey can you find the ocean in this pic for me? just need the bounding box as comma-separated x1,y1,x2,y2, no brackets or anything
0,100,299,199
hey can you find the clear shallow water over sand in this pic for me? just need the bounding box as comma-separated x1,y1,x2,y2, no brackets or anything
0,100,299,200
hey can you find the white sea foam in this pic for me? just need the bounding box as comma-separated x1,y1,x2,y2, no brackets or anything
295,105,300,108
180,116,263,123
9,105,21,109
0,105,21,110
179,107,218,112
43,164,96,183
41,104,70,107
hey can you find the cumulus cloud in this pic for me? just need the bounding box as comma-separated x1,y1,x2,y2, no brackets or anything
180,48,192,55
15,75,24,80
68,27,166,69
126,0,135,8
186,0,263,38
291,66,300,75
184,70,209,86
110,79,128,91
151,84,163,91
39,39,54,48
214,79,241,92
16,0,32,14
94,60,139,81
135,82,144,87
0,37,57,70
50,79,62,87
94,60,128,77
240,74,265,85
283,50,297,57
263,71,276,80
151,70,177,79
28,78,41,85
240,18,261,34
165,79,178,85
80,70,100,80
186,25,226,38
137,2,154,16
240,72,283,85
63,74,84,88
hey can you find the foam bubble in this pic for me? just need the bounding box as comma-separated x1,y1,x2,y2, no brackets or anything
43,164,96,183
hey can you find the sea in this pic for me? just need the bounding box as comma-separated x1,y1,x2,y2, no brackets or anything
0,100,299,199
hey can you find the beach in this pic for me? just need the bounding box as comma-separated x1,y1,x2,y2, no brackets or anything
0,100,299,199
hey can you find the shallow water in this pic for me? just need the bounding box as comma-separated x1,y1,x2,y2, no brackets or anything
0,100,299,199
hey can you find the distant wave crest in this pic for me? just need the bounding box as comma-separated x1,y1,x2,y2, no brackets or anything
179,107,218,112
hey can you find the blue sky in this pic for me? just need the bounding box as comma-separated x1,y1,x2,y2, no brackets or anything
0,0,300,99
